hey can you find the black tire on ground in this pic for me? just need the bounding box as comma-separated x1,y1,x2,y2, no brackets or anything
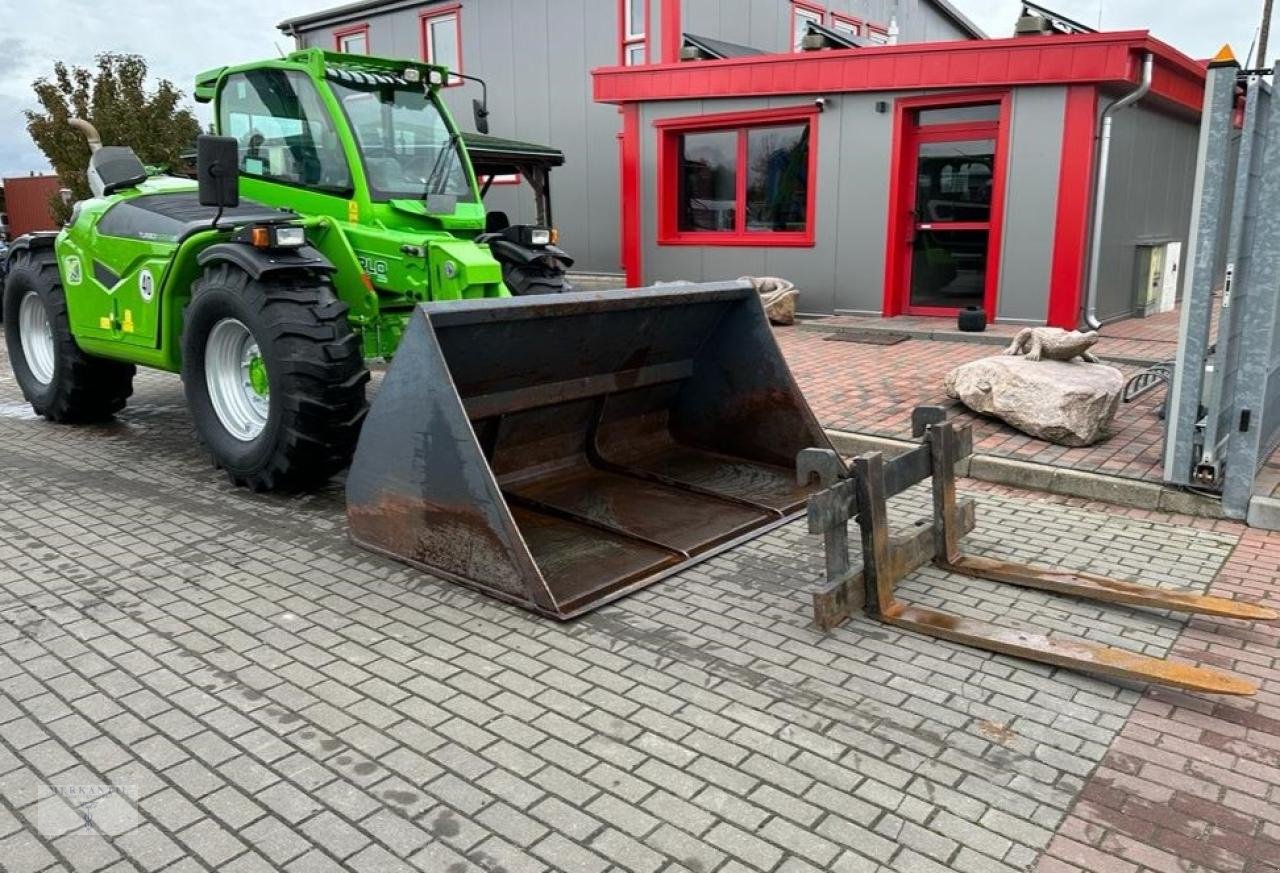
180,262,370,492
3,247,135,421
502,262,568,296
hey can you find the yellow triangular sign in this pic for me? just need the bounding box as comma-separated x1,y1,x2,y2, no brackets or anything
1213,44,1236,64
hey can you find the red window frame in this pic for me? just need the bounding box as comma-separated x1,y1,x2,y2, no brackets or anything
866,23,891,44
882,90,1012,319
656,105,819,248
420,4,463,85
829,12,863,38
618,0,650,66
480,173,521,186
790,0,825,52
333,23,371,54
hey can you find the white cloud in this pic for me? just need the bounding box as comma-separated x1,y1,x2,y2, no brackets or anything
0,0,317,178
958,0,1271,61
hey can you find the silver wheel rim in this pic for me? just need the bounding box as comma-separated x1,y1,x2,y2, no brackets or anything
205,318,269,442
18,291,55,385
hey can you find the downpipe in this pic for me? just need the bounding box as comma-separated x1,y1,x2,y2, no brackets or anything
1083,52,1153,330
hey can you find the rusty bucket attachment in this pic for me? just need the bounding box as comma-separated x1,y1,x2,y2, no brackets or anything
347,281,835,619
802,406,1278,696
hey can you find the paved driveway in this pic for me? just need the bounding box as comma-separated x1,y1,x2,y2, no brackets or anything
0,349,1274,872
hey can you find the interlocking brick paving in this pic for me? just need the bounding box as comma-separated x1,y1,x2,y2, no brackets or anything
776,327,1172,484
780,306,1280,499
1037,518,1280,873
0,347,1273,872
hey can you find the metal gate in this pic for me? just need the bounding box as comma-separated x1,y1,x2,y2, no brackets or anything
1165,56,1280,519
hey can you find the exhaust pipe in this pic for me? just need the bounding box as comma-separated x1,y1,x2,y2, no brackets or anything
69,118,102,152
1083,52,1153,330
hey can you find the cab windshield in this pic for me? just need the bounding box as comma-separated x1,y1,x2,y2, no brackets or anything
331,79,474,203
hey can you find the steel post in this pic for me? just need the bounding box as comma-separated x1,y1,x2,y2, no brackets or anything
1164,57,1240,485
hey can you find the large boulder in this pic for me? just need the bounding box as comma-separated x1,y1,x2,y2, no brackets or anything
944,356,1124,446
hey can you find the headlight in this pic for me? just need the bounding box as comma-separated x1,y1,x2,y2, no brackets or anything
427,68,446,87
527,228,552,246
248,224,306,248
403,67,422,83
273,226,306,247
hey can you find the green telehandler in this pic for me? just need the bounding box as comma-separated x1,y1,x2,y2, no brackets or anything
3,48,836,617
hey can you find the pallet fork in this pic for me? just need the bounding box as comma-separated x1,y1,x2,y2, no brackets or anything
799,407,1277,696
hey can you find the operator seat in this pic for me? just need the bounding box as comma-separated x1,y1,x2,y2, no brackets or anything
485,211,511,233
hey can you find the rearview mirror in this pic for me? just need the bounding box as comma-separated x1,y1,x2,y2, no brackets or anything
197,135,239,209
473,98,490,135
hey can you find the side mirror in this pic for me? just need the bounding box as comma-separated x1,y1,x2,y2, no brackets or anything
473,98,490,135
197,135,239,209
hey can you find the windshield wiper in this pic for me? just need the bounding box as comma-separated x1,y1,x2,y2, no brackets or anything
423,132,461,198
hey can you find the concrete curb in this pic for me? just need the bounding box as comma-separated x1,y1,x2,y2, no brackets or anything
799,320,1167,367
824,428,1244,522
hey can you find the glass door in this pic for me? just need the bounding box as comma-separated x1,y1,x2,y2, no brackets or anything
897,103,1004,316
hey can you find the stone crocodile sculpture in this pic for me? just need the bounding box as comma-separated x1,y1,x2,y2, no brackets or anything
1002,327,1101,363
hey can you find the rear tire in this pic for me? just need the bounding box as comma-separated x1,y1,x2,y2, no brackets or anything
181,263,369,492
3,247,134,421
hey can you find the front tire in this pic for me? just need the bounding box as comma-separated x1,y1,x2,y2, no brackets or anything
502,261,569,296
181,263,369,492
3,248,134,421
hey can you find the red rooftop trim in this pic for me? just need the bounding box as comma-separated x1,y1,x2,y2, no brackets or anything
592,31,1205,115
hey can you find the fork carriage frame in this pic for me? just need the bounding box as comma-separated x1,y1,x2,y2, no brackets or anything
800,406,1276,697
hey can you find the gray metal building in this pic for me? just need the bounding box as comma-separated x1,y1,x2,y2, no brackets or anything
279,0,985,273
594,29,1205,325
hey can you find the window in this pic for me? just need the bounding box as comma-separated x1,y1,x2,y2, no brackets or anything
218,69,352,194
830,13,862,39
746,125,810,232
421,5,462,83
866,23,891,44
679,131,737,231
659,107,817,246
332,78,473,202
791,1,824,51
334,24,369,54
621,0,648,65
917,104,1001,125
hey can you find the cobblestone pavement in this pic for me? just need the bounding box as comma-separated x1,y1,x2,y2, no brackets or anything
0,349,1277,872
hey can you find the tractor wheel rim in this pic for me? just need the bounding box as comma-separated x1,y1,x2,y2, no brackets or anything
18,291,55,385
205,318,269,442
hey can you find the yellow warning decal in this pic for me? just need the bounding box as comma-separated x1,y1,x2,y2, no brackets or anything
347,200,359,222
99,316,111,330
122,310,134,333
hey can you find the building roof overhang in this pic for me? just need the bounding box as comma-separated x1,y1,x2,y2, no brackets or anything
592,31,1207,117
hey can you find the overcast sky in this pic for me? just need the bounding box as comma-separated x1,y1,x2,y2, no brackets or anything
0,1,1272,178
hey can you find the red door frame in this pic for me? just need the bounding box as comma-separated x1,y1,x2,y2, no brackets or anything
883,91,1012,319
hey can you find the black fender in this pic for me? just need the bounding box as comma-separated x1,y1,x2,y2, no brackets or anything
488,239,574,272
196,242,335,281
7,232,58,267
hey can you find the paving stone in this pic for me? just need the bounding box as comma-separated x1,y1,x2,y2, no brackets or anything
0,343,1266,873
